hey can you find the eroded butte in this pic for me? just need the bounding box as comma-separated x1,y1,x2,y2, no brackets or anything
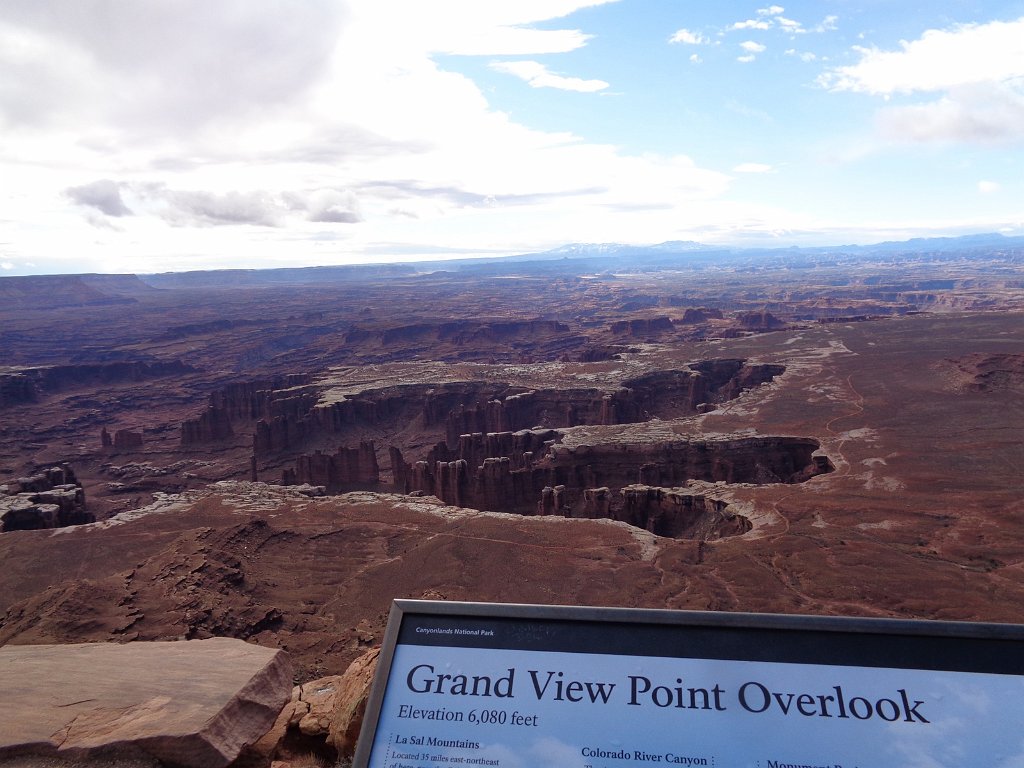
1,240,1023,677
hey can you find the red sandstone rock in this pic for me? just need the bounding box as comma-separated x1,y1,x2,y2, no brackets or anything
1,465,92,532
736,309,786,331
114,429,144,450
281,442,379,489
404,432,829,523
679,307,723,323
619,484,751,539
181,408,234,444
328,647,380,759
0,638,292,768
609,317,674,336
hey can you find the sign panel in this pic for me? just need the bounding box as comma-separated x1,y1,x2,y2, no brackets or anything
353,601,1024,768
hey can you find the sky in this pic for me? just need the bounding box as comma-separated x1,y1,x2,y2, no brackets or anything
1,1,1024,276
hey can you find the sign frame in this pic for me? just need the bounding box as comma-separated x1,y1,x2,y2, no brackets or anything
352,600,1024,768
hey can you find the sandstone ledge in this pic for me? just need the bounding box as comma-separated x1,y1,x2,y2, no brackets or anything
0,639,293,768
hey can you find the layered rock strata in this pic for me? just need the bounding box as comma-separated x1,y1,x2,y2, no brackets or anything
0,361,194,408
0,638,293,768
397,434,831,534
281,442,380,489
1,464,92,532
182,359,785,455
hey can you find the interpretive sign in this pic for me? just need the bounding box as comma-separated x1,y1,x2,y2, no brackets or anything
353,601,1024,768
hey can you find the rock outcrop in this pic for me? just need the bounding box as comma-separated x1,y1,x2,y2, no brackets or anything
181,406,234,444
610,316,674,336
736,310,786,331
181,376,315,447
401,434,831,532
546,437,832,490
102,427,144,451
948,353,1024,393
679,307,724,323
254,647,380,765
1,464,92,532
0,638,293,768
618,484,751,539
0,371,37,407
0,361,195,410
185,360,783,462
281,442,380,489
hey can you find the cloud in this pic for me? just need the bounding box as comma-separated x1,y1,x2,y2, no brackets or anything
816,15,839,32
777,17,804,34
741,41,768,53
490,60,609,92
669,28,708,45
730,9,834,35
0,0,748,274
354,179,607,208
302,189,363,223
731,19,772,31
822,17,1024,145
690,54,703,64
62,180,368,229
347,1,620,58
0,1,346,136
734,163,774,173
786,49,818,62
978,180,1001,194
821,17,1024,94
64,179,132,216
875,82,1024,144
154,189,285,227
1,262,13,270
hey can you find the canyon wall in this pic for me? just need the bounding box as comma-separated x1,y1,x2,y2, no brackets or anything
398,434,832,534
281,442,380,489
181,359,785,455
1,360,194,408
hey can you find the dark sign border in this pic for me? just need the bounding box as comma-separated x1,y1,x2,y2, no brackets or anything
352,601,1024,766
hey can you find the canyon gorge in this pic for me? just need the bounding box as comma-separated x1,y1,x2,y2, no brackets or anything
1,238,1023,682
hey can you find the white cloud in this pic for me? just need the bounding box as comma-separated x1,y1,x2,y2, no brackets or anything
822,17,1024,94
348,1,618,57
669,28,708,45
0,2,346,136
734,163,774,173
490,60,609,92
786,48,818,62
1,262,13,270
876,83,1024,144
153,188,286,228
740,41,767,53
816,15,839,32
823,17,1024,145
737,54,757,63
690,53,702,64
1,0,756,274
777,17,804,33
731,19,772,31
978,180,1001,194
758,5,785,16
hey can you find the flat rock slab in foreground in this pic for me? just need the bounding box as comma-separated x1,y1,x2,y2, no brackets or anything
0,638,293,768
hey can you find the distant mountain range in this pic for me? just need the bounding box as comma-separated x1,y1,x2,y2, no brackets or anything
3,233,1022,288
523,232,1024,260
